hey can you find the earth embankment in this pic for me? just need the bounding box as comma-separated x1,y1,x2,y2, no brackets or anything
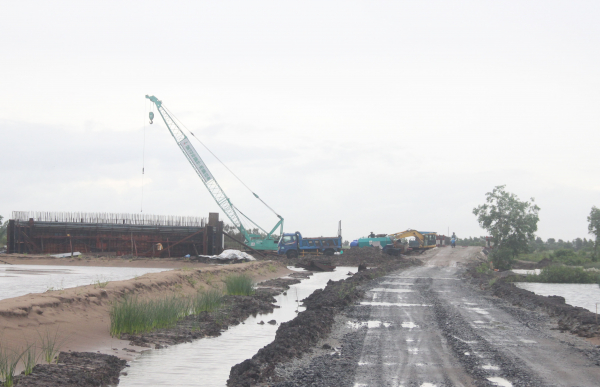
0,260,291,362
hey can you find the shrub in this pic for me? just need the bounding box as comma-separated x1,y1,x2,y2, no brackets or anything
490,248,514,270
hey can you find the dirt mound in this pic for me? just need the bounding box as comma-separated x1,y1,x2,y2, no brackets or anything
12,352,126,387
227,257,422,387
277,247,416,268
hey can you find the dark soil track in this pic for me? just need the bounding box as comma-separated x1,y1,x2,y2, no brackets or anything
12,352,126,387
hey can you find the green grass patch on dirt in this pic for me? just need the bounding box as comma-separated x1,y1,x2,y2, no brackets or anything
223,274,255,296
110,290,224,337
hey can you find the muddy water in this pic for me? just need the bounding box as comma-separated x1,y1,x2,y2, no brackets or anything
0,264,168,301
515,282,600,313
119,266,358,387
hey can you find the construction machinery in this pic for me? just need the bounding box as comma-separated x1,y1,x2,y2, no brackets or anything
356,229,438,255
145,95,283,251
388,229,437,250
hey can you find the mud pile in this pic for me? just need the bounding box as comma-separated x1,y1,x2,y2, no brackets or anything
227,257,422,387
12,352,126,387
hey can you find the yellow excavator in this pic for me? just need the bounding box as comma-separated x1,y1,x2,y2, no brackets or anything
388,229,438,251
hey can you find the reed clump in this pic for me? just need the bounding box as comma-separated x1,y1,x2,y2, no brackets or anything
110,290,223,337
224,274,255,296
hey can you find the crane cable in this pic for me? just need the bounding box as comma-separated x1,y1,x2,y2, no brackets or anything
162,105,282,219
141,99,147,212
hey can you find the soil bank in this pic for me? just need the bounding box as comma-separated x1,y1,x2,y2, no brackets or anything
0,259,292,364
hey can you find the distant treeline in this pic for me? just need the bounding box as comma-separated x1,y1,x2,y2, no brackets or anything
457,235,596,252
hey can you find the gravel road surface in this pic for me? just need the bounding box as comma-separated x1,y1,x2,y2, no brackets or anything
275,247,600,387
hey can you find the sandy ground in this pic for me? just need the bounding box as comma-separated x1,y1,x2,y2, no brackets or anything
0,257,292,368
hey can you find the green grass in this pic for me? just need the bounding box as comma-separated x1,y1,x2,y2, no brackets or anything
0,347,23,387
21,343,38,375
191,289,223,314
110,290,224,337
522,265,600,284
38,328,65,364
223,274,255,296
517,251,553,262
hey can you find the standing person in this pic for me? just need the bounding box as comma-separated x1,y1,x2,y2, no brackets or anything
451,237,456,248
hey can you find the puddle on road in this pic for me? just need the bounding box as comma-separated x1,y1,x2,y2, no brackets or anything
466,307,489,315
369,288,414,293
0,264,168,301
119,267,357,387
515,282,600,313
487,377,513,387
347,321,393,329
482,364,500,371
401,322,419,329
360,302,431,307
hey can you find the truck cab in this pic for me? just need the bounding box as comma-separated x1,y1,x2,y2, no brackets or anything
277,232,342,258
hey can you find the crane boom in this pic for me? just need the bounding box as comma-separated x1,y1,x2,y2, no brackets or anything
145,95,283,250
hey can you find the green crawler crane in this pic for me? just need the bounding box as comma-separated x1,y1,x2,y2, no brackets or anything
146,95,283,251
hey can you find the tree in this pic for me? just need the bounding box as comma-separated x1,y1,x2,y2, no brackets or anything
587,206,600,262
473,185,540,269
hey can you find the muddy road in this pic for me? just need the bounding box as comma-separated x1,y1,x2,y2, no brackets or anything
276,247,600,387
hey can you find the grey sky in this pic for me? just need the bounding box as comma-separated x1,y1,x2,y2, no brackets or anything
1,1,599,241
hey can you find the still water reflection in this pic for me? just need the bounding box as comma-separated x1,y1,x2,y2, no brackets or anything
119,266,357,387
0,264,168,301
515,282,600,313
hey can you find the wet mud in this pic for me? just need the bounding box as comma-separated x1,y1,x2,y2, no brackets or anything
227,257,422,387
12,352,126,387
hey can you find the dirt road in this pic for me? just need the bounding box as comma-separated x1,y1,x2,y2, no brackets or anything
276,247,600,386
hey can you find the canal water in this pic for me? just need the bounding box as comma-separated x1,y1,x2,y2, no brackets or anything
119,266,358,387
514,282,600,313
0,264,168,301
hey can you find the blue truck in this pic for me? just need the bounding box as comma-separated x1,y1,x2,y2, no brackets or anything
277,232,343,258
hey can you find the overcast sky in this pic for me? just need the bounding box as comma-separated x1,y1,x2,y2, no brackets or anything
1,1,599,242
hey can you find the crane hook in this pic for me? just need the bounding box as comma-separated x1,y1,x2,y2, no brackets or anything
149,111,154,124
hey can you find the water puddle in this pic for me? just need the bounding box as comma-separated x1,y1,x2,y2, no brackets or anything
514,282,600,313
369,288,414,293
347,321,392,329
512,269,541,275
401,322,419,329
360,302,431,307
487,377,513,386
0,264,168,301
119,267,357,387
482,364,500,371
466,307,489,315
